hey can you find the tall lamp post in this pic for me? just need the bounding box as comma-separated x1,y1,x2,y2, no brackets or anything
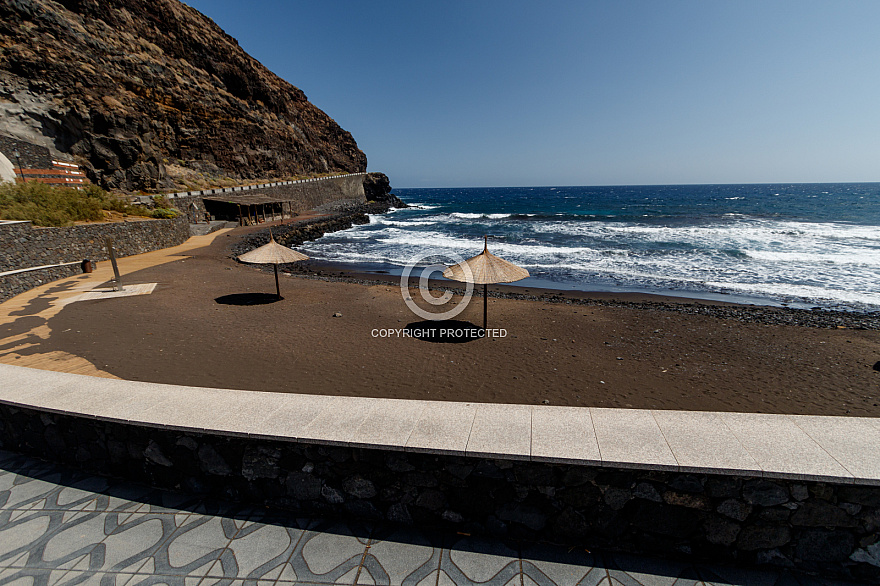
12,149,25,182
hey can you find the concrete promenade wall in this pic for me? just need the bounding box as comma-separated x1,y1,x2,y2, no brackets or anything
0,216,190,302
0,365,878,581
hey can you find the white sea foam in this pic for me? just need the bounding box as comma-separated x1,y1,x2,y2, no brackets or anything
743,249,880,266
301,206,880,310
448,212,513,220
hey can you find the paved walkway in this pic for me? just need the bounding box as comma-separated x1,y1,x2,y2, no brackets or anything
0,450,856,586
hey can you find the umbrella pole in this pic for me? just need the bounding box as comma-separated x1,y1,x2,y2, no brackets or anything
483,283,487,331
274,265,281,299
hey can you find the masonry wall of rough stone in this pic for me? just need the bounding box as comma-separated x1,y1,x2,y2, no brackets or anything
0,403,876,581
0,134,53,169
0,263,83,303
0,215,190,302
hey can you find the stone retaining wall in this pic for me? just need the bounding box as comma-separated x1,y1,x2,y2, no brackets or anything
0,215,190,302
0,403,876,581
200,174,366,221
232,174,366,214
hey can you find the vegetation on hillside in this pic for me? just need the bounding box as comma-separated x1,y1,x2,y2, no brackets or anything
0,181,178,227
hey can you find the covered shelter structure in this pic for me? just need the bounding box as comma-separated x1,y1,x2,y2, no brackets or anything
201,192,301,225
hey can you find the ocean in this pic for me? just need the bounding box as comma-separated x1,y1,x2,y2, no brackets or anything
298,183,880,312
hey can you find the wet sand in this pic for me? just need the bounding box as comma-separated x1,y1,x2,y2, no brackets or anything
13,225,880,416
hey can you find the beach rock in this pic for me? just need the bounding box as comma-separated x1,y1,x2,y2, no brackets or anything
706,477,742,499
321,485,345,504
743,480,789,507
790,484,809,501
443,463,474,480
603,488,632,511
405,471,439,488
552,507,589,538
704,517,741,546
839,487,880,507
663,491,711,511
43,426,65,454
197,444,232,476
242,446,281,480
717,499,752,522
74,446,92,464
561,485,601,508
514,465,554,486
737,525,792,551
669,475,705,493
633,482,663,502
343,475,377,499
562,468,597,487
473,461,504,479
107,440,126,463
497,503,547,531
756,549,794,567
387,503,413,525
144,440,173,467
810,484,835,501
176,437,198,451
415,489,445,511
791,501,858,528
286,471,322,500
344,500,382,520
796,529,855,562
386,453,416,473
850,541,880,567
441,510,464,524
758,508,790,522
631,501,702,538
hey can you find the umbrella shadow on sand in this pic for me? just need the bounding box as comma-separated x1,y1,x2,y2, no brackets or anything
215,293,282,306
404,320,484,344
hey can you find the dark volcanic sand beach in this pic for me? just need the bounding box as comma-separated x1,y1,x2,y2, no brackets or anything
21,224,880,416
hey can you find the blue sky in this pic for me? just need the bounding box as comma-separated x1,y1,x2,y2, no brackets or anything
184,1,880,188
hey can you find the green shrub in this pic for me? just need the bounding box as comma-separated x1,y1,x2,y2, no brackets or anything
0,182,174,226
149,207,178,219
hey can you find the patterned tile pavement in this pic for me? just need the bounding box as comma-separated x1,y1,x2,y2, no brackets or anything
0,450,859,586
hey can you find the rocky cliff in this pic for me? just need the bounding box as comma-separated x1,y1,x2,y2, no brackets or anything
0,0,367,191
363,172,406,209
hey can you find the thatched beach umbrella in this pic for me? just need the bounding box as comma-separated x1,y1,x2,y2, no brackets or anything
443,236,529,329
238,233,308,299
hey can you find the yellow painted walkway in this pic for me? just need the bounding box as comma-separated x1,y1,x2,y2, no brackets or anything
0,229,231,376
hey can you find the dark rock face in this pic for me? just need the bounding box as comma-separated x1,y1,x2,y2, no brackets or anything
363,172,407,208
0,0,367,190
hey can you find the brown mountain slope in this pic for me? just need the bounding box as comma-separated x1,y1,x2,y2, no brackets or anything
0,0,367,190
